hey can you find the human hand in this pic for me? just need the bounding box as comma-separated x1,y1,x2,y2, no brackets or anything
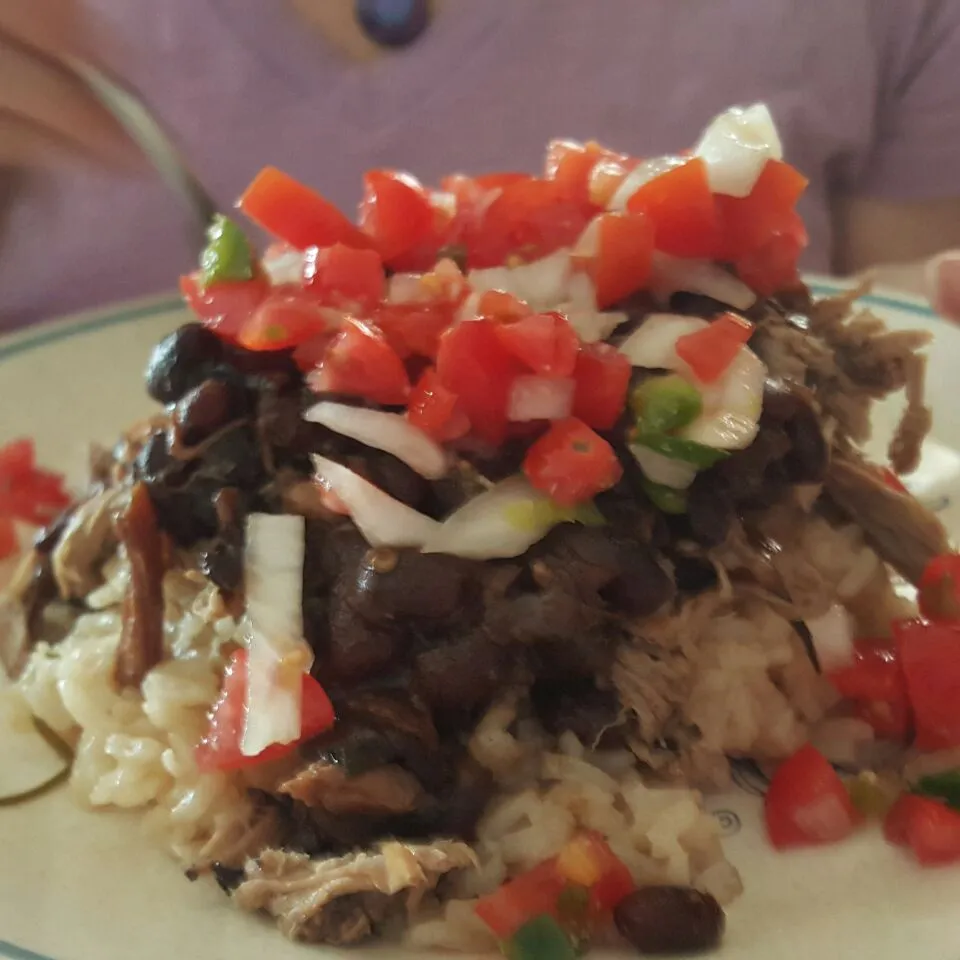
0,0,138,168
926,252,960,323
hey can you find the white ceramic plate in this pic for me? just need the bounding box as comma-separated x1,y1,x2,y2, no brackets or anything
1,279,960,960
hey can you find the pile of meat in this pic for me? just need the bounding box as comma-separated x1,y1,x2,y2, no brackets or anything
0,282,949,945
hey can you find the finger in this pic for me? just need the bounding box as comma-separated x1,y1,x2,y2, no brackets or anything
0,110,82,167
0,37,141,168
0,0,89,61
926,251,960,322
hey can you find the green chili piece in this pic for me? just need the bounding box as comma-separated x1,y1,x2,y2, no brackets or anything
631,432,729,469
630,374,703,435
505,915,578,960
200,214,255,287
913,769,960,811
639,477,688,515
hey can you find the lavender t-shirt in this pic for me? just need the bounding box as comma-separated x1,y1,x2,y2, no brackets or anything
4,0,960,328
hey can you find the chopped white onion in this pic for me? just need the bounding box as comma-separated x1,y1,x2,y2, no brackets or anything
422,476,557,560
650,253,756,311
618,313,708,370
386,272,430,304
312,455,441,548
629,444,698,490
694,103,783,198
508,376,575,422
468,249,572,309
608,155,686,211
804,603,856,672
566,271,597,310
241,513,310,757
564,307,629,344
557,272,629,343
262,246,306,287
681,346,766,450
304,402,448,480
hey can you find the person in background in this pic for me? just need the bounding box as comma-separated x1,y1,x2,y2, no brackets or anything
3,0,960,328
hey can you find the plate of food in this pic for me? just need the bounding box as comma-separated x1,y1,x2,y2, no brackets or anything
2,105,960,960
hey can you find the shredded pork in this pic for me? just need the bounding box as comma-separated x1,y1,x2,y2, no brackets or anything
233,841,477,944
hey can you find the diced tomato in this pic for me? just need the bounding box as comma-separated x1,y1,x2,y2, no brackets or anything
239,166,374,251
373,302,457,360
194,649,335,773
715,160,809,260
893,619,960,750
179,272,270,341
917,554,960,621
675,312,754,384
557,833,635,914
494,311,580,378
826,640,911,741
0,438,35,481
292,334,334,373
884,794,960,866
523,418,623,506
734,210,807,296
764,744,861,849
359,169,436,265
436,319,526,445
588,156,641,208
545,140,617,208
407,368,470,442
471,178,594,268
237,289,331,351
570,343,631,431
0,516,17,560
581,210,655,308
474,858,566,940
302,243,385,314
308,318,410,406
626,158,720,259
476,290,533,323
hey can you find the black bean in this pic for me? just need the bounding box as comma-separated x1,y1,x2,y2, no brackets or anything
686,473,734,547
613,886,725,955
174,379,238,446
195,426,265,488
782,405,828,484
145,324,224,404
414,632,504,713
200,538,244,593
672,555,719,594
600,539,675,617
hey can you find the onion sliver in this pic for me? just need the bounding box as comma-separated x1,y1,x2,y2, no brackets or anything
312,455,440,548
241,513,310,757
681,346,766,450
694,103,783,198
805,604,856,672
262,246,306,287
650,254,756,311
0,685,71,804
508,376,575,422
304,402,448,480
618,314,708,370
422,475,558,560
629,444,698,490
468,249,572,309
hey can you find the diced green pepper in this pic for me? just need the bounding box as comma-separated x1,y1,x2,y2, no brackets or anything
631,432,729,469
505,915,578,960
630,374,702,435
639,477,688,515
200,214,255,288
912,769,960,811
